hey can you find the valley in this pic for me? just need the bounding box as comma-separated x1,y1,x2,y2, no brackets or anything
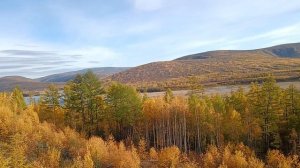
146,81,300,97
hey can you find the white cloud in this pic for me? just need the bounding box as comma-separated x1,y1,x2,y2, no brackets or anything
63,46,120,68
0,36,120,78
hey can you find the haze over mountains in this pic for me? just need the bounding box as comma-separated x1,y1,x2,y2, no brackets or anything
1,42,300,92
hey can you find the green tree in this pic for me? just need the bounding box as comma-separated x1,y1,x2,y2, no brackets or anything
106,83,142,140
64,71,105,136
254,77,282,152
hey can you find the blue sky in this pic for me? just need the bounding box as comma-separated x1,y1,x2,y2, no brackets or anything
1,0,300,78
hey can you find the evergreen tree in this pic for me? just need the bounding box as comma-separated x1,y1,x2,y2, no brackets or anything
64,71,105,136
257,77,282,152
106,83,142,140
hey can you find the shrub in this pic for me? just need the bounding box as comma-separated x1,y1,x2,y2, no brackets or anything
149,147,158,160
158,146,180,168
266,150,300,168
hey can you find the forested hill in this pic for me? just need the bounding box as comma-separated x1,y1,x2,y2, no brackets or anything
111,42,300,89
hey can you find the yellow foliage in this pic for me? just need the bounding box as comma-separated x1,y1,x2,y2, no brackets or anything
266,150,300,168
181,161,199,168
222,150,248,168
158,146,181,168
247,157,265,168
82,151,94,168
149,147,158,160
138,138,147,159
63,127,87,158
71,152,94,168
33,148,61,168
86,136,109,167
202,144,265,168
0,151,10,168
107,141,140,168
203,145,222,168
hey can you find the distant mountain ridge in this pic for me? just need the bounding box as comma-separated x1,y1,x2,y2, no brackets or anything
0,67,130,92
36,67,130,83
176,42,300,60
0,76,62,92
263,42,300,58
111,42,300,88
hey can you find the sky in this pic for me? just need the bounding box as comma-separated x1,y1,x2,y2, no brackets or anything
1,0,300,78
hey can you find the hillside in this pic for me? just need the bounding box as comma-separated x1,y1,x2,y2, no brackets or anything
176,42,300,60
111,43,300,89
37,67,130,82
0,76,62,92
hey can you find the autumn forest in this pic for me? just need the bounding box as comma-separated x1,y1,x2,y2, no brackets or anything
0,71,299,167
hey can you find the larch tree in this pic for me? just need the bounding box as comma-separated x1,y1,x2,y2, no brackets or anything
106,82,142,140
11,86,26,112
39,84,64,127
64,71,105,137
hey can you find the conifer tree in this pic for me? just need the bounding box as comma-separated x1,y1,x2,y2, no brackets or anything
39,84,63,126
106,83,142,140
11,86,26,112
64,71,105,136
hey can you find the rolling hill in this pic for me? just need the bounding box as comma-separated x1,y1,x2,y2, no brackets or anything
0,67,130,92
111,42,300,89
0,76,63,92
36,67,130,82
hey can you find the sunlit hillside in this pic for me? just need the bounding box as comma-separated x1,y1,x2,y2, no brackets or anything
111,45,300,90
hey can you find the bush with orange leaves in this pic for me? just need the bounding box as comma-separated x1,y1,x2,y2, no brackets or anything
201,143,264,168
85,136,140,168
158,146,181,168
266,150,300,168
149,147,158,160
